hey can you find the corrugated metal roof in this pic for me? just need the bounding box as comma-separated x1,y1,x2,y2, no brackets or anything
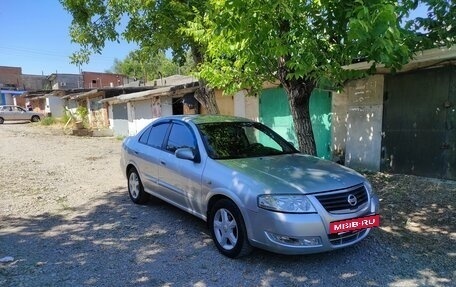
61,89,101,100
344,45,456,73
100,82,199,104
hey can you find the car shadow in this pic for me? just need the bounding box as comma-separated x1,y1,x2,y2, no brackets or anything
1,186,453,287
0,121,31,125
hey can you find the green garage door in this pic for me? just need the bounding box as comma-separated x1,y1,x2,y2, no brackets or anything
259,88,332,159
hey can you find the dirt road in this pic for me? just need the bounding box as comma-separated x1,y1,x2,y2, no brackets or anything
0,122,454,287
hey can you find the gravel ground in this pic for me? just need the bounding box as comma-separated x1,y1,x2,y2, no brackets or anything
0,122,455,287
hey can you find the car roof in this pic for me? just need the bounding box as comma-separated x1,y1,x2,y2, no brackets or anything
157,114,254,125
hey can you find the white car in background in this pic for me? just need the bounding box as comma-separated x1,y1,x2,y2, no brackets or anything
0,105,42,124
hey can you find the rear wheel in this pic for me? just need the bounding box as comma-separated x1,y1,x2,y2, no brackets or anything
0,117,3,124
209,199,252,258
31,115,40,122
127,168,149,204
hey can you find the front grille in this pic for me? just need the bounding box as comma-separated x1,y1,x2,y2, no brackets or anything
329,229,367,245
315,185,368,212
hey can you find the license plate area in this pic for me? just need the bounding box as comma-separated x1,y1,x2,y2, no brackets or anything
330,214,380,234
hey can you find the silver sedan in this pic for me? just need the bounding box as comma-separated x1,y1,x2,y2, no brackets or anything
120,115,380,258
0,105,42,124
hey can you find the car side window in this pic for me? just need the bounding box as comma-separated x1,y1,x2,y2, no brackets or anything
166,123,196,153
146,123,169,149
138,127,152,145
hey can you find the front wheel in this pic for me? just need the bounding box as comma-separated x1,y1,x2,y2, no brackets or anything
127,168,149,204
0,117,4,124
209,199,252,258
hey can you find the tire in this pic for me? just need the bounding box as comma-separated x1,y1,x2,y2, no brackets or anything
209,199,252,258
31,115,40,122
127,167,149,204
0,117,3,124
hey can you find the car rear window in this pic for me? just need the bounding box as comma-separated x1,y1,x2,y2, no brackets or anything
146,123,169,149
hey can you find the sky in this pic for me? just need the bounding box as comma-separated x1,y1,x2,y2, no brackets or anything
0,1,428,76
0,0,137,75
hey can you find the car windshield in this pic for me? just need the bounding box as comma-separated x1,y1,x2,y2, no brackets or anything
197,122,298,159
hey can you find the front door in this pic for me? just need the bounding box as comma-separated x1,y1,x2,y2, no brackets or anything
158,122,203,212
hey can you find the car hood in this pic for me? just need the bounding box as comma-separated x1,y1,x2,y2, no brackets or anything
220,154,365,194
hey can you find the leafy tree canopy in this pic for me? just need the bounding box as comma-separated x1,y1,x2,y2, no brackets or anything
399,0,455,50
60,0,206,66
108,50,195,81
184,0,454,153
61,0,220,114
61,0,454,154
184,0,411,94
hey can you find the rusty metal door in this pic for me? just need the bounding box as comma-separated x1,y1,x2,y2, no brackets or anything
382,66,455,180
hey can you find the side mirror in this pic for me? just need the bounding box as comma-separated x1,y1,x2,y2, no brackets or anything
175,148,196,161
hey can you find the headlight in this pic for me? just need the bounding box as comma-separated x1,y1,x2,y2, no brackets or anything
258,195,316,213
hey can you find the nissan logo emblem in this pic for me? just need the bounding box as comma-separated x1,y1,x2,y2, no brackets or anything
347,194,358,206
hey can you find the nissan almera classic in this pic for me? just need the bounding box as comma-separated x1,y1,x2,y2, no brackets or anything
121,115,379,258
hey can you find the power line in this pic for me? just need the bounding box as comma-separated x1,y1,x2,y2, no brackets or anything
0,45,124,62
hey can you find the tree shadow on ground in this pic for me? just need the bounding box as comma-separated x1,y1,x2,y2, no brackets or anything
1,180,454,287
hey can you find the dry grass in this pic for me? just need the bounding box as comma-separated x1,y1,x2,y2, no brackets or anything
366,172,456,256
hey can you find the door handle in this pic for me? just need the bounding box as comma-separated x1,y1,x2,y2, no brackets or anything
160,161,166,166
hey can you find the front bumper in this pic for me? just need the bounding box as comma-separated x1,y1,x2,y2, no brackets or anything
245,194,380,255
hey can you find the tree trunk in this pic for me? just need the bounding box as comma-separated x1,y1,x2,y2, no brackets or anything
194,80,220,114
282,78,317,155
192,47,220,114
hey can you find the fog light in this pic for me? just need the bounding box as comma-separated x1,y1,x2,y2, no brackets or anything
266,232,322,247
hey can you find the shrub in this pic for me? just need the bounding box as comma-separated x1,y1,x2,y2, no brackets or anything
41,116,56,126
75,106,90,128
61,111,72,125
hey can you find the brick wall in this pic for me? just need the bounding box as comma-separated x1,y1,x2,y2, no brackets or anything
82,72,127,89
0,66,22,89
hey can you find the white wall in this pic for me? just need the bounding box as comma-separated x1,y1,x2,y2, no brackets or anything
331,75,384,171
46,96,65,117
130,99,158,135
234,90,259,121
161,97,173,116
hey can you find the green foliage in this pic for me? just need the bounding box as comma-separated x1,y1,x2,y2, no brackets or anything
61,111,72,125
108,49,197,81
110,51,172,80
184,0,413,94
60,0,207,69
399,0,455,50
76,106,88,120
41,117,57,126
60,0,454,153
60,0,219,113
75,106,89,127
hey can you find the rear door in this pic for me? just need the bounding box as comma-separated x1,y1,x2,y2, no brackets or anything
13,106,28,120
1,106,15,120
134,122,170,193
